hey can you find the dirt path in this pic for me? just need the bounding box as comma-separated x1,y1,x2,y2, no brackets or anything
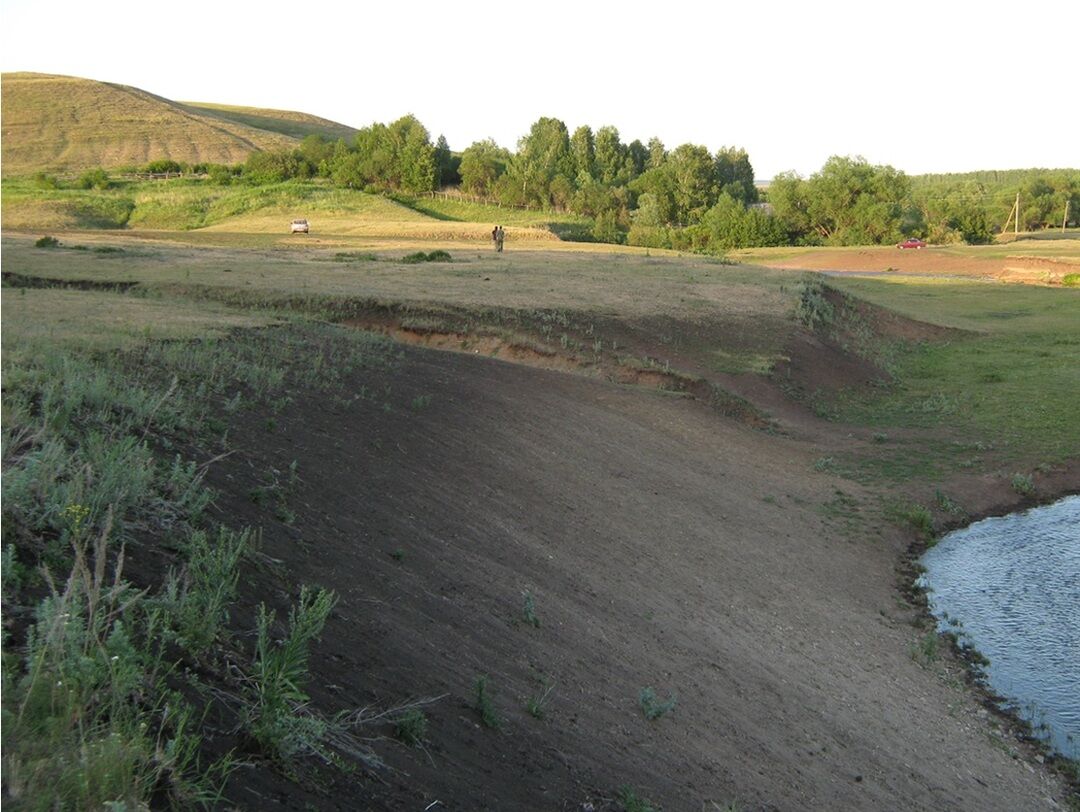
205,344,1070,810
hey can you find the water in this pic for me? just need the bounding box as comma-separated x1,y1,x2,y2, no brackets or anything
919,495,1080,757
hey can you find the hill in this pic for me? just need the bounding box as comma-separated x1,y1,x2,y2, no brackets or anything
179,101,357,142
0,73,354,175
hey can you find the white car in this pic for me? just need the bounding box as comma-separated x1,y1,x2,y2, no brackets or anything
290,218,309,234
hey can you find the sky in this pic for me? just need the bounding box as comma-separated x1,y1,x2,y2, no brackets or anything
2,0,1076,180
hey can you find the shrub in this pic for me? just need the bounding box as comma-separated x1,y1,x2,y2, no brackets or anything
401,250,452,264
394,709,428,747
32,172,60,189
76,168,111,190
246,586,338,759
638,686,676,720
910,630,940,666
35,235,60,248
1060,273,1080,287
143,159,183,174
161,526,250,655
617,785,659,812
526,681,554,720
1010,473,1035,496
474,675,500,729
522,591,540,628
794,279,835,328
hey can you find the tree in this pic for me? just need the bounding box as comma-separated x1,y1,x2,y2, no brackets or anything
433,135,457,187
767,171,816,242
630,165,678,225
646,137,666,170
795,156,909,244
511,117,573,206
715,146,757,204
570,125,596,180
459,139,510,196
594,126,626,185
243,150,306,184
626,140,648,180
388,115,437,194
668,143,717,224
700,193,786,250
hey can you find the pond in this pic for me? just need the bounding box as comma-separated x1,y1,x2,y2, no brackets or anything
919,495,1080,757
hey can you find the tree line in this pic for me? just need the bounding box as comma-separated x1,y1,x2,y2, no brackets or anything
236,117,1080,249
33,113,1080,252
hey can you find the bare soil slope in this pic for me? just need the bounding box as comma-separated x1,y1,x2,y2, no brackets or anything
200,341,1068,810
741,244,1080,285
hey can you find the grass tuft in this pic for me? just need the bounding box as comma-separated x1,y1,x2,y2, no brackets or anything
474,675,501,729
639,686,677,720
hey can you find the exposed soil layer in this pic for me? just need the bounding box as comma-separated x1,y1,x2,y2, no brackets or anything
761,247,1080,285
194,336,1073,810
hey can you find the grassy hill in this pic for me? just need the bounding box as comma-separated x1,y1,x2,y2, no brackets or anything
180,101,357,142
0,73,355,176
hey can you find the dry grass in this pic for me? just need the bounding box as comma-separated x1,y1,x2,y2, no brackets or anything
0,233,794,319
179,101,357,142
1,287,274,360
1,72,297,175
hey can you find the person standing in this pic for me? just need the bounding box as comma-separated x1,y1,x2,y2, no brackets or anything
492,225,500,251
495,225,505,253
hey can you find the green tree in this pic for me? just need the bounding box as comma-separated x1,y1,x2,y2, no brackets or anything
570,125,596,180
510,117,573,206
715,146,758,204
594,126,627,185
459,139,510,196
243,150,306,184
626,139,648,180
646,137,666,170
630,164,678,225
797,156,909,244
668,143,717,224
434,134,457,187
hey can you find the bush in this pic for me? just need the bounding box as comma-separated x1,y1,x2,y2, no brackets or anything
638,686,676,720
143,159,183,174
1010,473,1035,496
246,586,337,759
794,279,835,328
32,172,60,189
474,675,500,728
401,250,452,264
1062,273,1080,288
394,709,428,747
76,168,111,190
35,235,60,248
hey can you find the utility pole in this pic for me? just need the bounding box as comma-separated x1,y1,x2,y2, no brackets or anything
1001,192,1020,236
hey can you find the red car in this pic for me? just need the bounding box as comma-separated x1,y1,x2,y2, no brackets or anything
897,237,926,249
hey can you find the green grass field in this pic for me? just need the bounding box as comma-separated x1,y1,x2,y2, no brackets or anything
827,276,1080,463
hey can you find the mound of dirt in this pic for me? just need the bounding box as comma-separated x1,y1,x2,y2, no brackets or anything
197,341,1068,810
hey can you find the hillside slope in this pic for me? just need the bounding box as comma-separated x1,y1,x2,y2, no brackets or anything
0,73,351,175
180,101,357,142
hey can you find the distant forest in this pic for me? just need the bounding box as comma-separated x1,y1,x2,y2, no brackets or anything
61,114,1080,252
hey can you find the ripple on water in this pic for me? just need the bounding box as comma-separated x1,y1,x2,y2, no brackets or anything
920,495,1080,757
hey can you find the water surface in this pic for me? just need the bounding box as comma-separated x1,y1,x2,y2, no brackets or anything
920,495,1080,756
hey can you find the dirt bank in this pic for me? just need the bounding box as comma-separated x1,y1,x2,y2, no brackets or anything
198,339,1071,810
757,246,1080,285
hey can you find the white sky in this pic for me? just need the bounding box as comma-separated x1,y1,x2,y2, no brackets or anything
1,0,1076,180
